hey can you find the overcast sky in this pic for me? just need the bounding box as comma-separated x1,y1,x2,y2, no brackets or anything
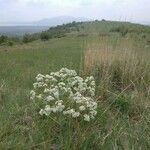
0,0,150,23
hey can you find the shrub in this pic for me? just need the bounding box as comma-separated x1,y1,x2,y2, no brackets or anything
110,26,128,37
0,35,8,44
54,31,66,38
7,41,14,46
23,34,34,43
40,32,50,41
101,19,106,22
30,68,97,122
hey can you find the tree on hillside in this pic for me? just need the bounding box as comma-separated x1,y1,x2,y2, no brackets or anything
0,35,8,44
40,32,50,41
23,34,32,43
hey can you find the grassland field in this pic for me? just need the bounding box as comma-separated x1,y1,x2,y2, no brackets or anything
0,21,150,149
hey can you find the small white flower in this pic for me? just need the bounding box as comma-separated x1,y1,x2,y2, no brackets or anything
56,105,65,112
52,78,57,82
89,76,94,81
45,79,49,83
43,84,47,87
84,114,90,122
33,83,38,89
44,88,50,93
53,91,59,99
30,90,36,100
45,75,51,79
69,109,75,114
37,82,44,88
58,82,65,87
89,89,95,97
63,111,68,115
36,77,43,82
55,100,63,104
36,94,42,99
72,112,80,118
91,81,95,86
45,105,51,112
39,109,46,115
51,107,57,113
90,110,97,116
46,95,55,101
79,106,86,111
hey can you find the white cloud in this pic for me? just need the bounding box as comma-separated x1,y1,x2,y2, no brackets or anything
0,0,149,22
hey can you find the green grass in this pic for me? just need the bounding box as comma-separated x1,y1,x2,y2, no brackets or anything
0,21,150,149
0,36,84,149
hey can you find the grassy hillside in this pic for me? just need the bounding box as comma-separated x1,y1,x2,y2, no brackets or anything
0,21,150,149
1,20,150,45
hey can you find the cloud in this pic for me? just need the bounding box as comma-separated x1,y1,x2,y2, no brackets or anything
0,0,149,22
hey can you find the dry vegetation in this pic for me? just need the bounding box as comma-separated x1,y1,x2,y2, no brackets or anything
83,36,149,88
83,35,150,120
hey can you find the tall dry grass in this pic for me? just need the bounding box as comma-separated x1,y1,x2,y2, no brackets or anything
83,37,150,107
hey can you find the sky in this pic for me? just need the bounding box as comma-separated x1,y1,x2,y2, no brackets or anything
0,0,150,23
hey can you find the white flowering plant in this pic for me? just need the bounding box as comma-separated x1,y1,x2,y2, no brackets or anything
30,68,97,122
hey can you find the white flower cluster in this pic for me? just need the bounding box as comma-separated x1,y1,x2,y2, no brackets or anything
30,68,97,122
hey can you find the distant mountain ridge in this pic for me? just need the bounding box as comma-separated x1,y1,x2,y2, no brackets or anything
33,16,89,26
0,16,89,26
1,16,149,26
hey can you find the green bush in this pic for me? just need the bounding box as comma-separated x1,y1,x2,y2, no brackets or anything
54,31,66,38
110,26,128,37
23,34,35,43
0,35,8,44
40,32,50,41
7,41,14,46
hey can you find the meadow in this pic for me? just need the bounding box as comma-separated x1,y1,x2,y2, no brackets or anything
0,21,150,149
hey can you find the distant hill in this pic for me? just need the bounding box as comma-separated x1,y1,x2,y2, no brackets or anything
33,16,89,26
0,16,89,36
0,16,89,26
1,20,150,38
